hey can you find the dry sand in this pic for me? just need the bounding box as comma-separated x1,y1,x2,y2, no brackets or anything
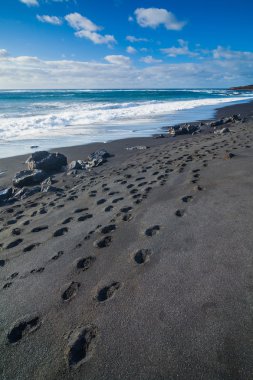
0,102,253,380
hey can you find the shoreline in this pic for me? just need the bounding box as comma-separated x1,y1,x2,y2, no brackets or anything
0,100,253,189
0,98,253,161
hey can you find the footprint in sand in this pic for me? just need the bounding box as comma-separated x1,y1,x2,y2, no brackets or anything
7,272,19,280
78,214,93,222
66,325,98,369
3,282,13,289
104,205,113,212
76,256,96,272
53,227,68,237
133,249,152,264
11,228,22,236
62,217,73,225
120,206,132,213
6,239,23,249
145,225,160,237
122,214,132,222
93,236,112,248
7,314,41,344
23,243,41,253
194,185,204,191
112,197,124,204
31,226,48,233
0,259,6,267
96,282,121,302
97,199,106,205
181,196,193,203
30,267,45,274
175,209,185,217
74,208,88,214
61,282,80,302
51,251,64,261
99,224,116,234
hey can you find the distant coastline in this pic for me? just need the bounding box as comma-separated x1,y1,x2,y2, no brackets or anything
230,84,253,91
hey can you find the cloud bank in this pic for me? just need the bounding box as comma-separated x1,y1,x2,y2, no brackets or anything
0,48,253,89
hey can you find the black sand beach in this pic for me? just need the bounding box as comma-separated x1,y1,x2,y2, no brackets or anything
1,101,253,380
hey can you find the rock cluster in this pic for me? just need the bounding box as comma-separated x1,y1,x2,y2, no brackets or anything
1,149,111,205
167,114,241,137
168,124,200,136
68,149,111,172
210,114,241,128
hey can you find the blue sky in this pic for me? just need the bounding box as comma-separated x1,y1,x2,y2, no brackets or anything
0,0,253,88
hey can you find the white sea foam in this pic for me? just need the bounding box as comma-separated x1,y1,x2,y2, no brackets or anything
0,95,253,142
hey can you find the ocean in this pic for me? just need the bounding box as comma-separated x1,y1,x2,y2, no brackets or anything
0,89,253,158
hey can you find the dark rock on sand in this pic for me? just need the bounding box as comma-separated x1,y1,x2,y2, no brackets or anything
0,187,12,202
13,170,47,188
68,160,87,171
26,151,67,172
87,149,110,168
210,114,240,128
41,177,63,193
168,124,199,136
15,186,41,200
88,149,110,162
214,127,230,135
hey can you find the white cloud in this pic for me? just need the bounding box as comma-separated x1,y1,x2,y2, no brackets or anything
75,30,116,45
126,46,137,54
65,12,99,32
140,55,163,64
0,49,8,57
128,16,134,22
134,8,186,31
19,0,39,6
65,13,117,46
104,55,131,65
161,40,198,57
126,35,148,43
212,46,253,60
37,15,62,25
0,50,253,89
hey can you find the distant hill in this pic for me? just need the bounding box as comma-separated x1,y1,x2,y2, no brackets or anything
230,85,253,91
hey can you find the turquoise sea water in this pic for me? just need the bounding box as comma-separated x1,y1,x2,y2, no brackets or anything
0,89,253,158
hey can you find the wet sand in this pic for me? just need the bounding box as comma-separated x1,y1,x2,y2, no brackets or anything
0,101,253,380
